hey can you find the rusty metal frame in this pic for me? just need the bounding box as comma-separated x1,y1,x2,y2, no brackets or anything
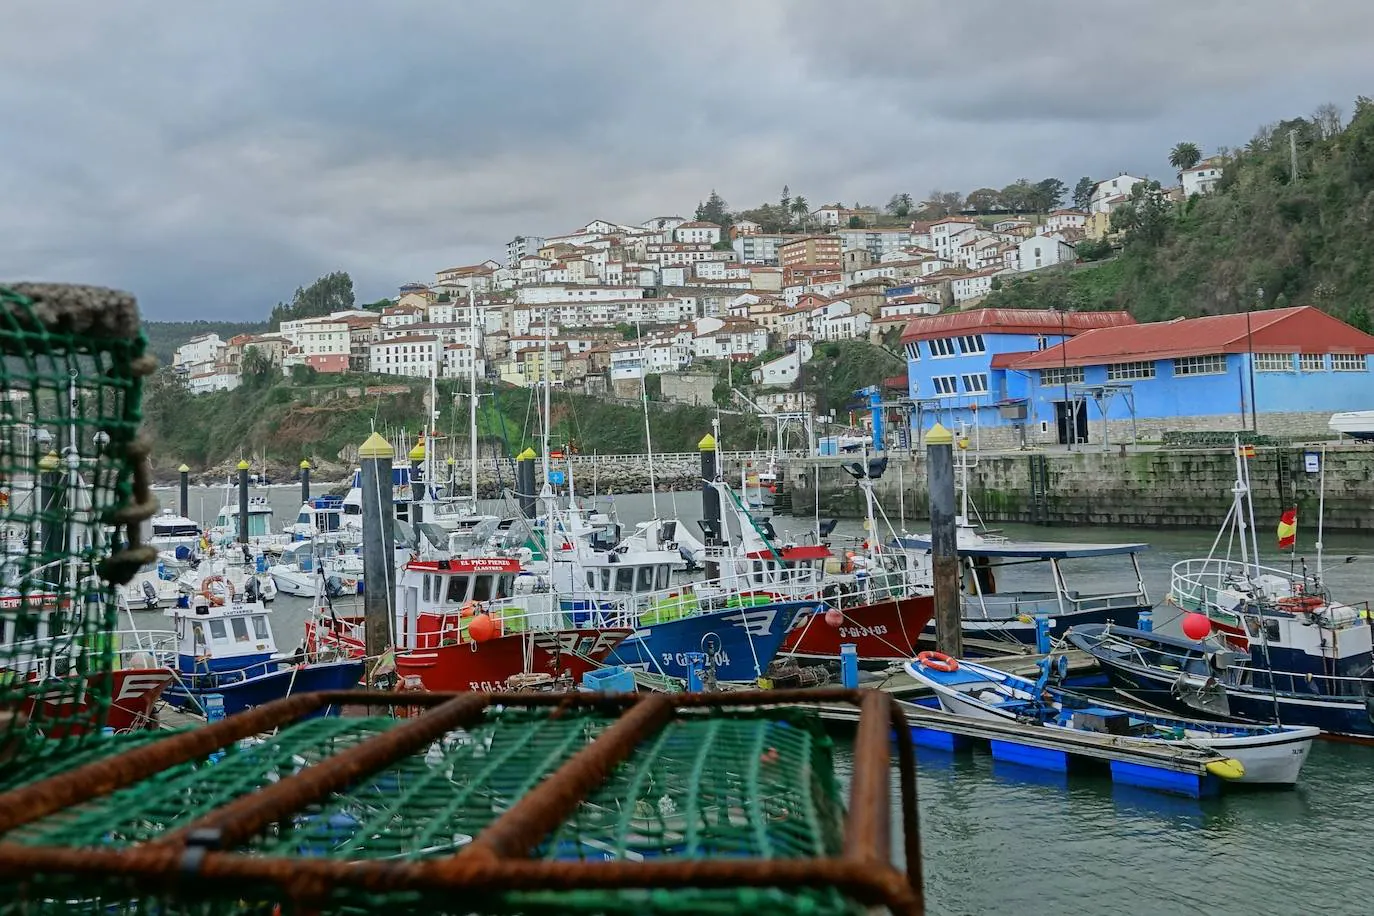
0,688,924,915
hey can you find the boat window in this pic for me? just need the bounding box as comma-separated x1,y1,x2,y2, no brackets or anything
497,575,514,598
600,570,611,591
209,619,228,642
615,568,634,592
472,575,494,602
231,617,251,642
636,566,655,592
445,575,469,604
656,566,670,590
422,575,431,602
251,616,270,640
586,571,596,589
248,515,270,538
192,622,207,648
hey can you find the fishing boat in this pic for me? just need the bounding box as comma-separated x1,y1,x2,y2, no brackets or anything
207,492,288,549
1329,409,1374,441
905,653,1318,785
146,509,203,552
2,585,175,736
1069,440,1374,737
161,583,362,718
267,540,363,598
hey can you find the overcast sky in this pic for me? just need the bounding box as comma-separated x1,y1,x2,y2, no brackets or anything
3,1,1371,321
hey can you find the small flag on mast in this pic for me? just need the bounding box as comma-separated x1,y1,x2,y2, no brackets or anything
1237,444,1257,458
1277,508,1298,550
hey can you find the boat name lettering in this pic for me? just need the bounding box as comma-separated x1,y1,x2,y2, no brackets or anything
466,680,506,691
115,673,172,702
663,650,730,669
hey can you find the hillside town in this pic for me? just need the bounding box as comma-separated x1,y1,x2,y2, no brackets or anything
173,173,1174,406
169,160,1374,447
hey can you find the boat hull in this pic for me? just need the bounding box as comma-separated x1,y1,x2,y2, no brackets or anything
909,661,1318,785
930,603,1144,644
22,668,174,737
782,594,934,664
608,600,819,683
394,628,630,692
164,659,363,718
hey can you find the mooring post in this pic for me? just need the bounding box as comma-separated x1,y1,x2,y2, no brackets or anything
515,447,537,519
178,463,190,518
926,423,963,659
699,432,721,579
299,459,311,505
408,437,426,526
236,458,250,547
38,450,63,562
358,432,396,677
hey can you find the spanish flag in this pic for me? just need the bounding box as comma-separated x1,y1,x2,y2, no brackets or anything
1277,508,1297,550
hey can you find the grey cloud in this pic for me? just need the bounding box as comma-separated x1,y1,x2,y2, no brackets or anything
0,1,1368,319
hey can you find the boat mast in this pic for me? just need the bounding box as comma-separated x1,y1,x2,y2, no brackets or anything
468,290,480,503
1315,442,1327,582
540,321,552,494
1230,438,1252,576
635,316,659,518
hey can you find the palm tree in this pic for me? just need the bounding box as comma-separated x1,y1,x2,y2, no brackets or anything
1169,142,1202,174
790,196,810,228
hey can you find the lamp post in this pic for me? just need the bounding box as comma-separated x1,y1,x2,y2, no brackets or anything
1248,287,1261,434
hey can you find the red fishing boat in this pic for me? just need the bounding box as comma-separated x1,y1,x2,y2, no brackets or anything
307,554,631,692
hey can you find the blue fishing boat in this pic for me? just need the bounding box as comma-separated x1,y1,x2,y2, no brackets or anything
161,580,362,718
1069,440,1374,739
906,653,1319,785
1068,623,1374,739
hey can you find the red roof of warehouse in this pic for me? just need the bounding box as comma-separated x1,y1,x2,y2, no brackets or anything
899,308,1134,343
1012,306,1374,369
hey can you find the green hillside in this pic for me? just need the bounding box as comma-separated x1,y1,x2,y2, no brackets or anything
983,95,1374,331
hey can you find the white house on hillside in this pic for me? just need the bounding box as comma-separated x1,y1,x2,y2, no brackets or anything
673,221,723,245
1089,175,1147,213
1041,210,1087,234
750,340,815,387
1015,235,1077,272
1181,158,1225,196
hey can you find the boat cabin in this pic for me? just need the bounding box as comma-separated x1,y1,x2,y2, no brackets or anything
166,598,277,673
149,510,202,545
212,496,276,540
726,545,830,594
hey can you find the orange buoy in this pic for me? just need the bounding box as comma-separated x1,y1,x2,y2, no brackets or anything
468,613,497,642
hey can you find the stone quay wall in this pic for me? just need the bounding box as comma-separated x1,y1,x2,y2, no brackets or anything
780,444,1374,532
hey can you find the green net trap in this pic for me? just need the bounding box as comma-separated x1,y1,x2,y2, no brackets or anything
0,284,156,761
0,689,924,915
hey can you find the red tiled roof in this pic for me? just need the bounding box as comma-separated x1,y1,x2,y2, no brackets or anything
901,308,1135,343
989,350,1035,369
1011,306,1374,369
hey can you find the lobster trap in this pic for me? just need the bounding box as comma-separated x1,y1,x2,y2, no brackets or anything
0,688,923,915
0,284,157,760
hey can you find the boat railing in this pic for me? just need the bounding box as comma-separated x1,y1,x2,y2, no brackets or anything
1225,661,1374,699
1065,589,1150,613
1171,558,1323,614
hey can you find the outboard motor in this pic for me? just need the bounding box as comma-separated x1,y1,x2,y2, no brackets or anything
141,579,158,609
325,575,344,600
244,575,261,603
241,544,252,566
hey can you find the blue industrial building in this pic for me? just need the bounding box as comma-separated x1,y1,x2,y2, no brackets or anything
902,306,1374,446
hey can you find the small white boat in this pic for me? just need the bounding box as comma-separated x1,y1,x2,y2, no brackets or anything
905,655,1319,786
268,541,363,598
1329,410,1374,441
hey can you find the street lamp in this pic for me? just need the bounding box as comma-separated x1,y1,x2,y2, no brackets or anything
1059,307,1073,450
1248,287,1261,434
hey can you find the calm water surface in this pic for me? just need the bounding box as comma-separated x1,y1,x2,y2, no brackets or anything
153,484,1374,916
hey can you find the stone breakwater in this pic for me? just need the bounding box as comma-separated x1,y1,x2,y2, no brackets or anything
781,444,1374,532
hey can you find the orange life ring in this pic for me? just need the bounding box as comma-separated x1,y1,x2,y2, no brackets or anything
917,650,959,673
200,575,231,606
1278,595,1322,612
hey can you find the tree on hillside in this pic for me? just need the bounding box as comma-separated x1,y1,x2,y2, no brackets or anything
1000,179,1035,213
1071,176,1095,211
736,203,789,233
885,193,914,217
964,188,1002,212
780,185,791,214
269,271,355,329
362,297,393,311
1312,103,1344,139
695,190,731,227
1032,178,1067,212
240,346,274,390
1109,180,1170,246
790,196,810,227
1169,142,1202,174
921,189,963,218
847,215,864,228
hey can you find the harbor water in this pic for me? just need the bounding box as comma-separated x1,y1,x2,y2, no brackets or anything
157,484,1374,915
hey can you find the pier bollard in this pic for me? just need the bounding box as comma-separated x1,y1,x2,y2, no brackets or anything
839,643,859,688
236,459,250,546
926,423,963,659
515,447,537,519
300,459,311,504
38,451,63,562
408,437,426,526
1034,615,1052,654
178,464,190,518
1137,609,1153,633
699,432,721,579
359,432,397,677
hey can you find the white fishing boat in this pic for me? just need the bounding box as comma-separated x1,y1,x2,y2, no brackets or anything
267,540,363,598
1329,410,1374,441
906,655,1319,786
